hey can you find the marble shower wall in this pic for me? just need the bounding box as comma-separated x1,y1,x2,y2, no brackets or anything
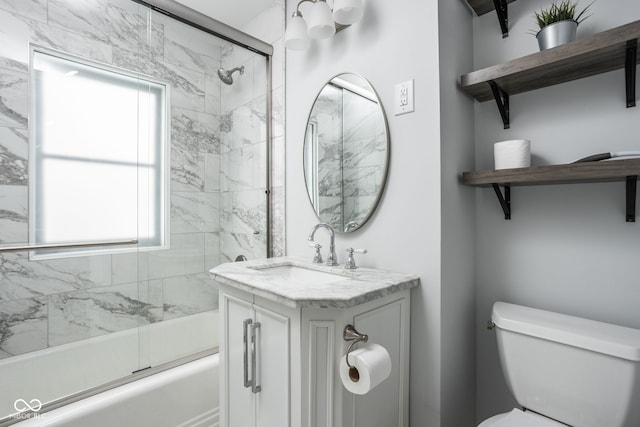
218,42,268,263
0,0,239,359
218,0,286,260
341,90,386,227
311,85,344,226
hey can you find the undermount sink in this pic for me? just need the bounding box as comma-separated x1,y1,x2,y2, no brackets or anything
250,264,349,285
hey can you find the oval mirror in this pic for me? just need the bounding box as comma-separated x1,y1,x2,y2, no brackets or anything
303,73,390,233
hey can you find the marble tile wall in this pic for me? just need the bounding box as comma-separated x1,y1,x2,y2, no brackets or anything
312,86,344,226
0,0,281,360
218,0,286,260
218,47,269,262
341,90,387,227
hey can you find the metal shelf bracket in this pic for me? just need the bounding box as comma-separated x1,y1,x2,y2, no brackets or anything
626,39,637,108
492,0,509,38
488,80,510,129
492,184,511,220
626,176,637,222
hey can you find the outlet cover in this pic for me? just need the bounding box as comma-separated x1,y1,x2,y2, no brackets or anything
394,79,414,116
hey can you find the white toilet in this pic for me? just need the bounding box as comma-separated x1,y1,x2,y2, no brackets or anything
479,302,640,427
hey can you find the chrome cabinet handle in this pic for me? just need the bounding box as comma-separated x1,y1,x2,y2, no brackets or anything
243,318,253,388
251,322,261,393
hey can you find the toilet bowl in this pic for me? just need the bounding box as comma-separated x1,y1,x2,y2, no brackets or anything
478,302,640,427
479,408,563,426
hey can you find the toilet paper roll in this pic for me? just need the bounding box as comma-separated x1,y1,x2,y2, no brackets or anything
339,343,392,395
494,139,531,170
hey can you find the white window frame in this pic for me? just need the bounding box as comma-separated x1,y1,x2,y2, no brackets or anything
29,45,170,260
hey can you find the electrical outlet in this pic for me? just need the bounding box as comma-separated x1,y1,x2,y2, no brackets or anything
394,79,414,116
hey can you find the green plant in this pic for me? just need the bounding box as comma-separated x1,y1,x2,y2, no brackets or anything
534,0,592,31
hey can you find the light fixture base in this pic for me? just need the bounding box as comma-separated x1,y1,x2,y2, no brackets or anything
335,23,350,33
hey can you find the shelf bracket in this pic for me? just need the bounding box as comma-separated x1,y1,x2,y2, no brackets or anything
626,176,637,222
492,0,509,38
488,80,510,129
626,39,637,108
492,184,511,220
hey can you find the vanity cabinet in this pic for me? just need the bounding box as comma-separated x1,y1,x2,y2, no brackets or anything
300,294,411,427
213,258,419,427
221,288,298,427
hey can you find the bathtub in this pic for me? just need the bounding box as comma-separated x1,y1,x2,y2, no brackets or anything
2,312,219,427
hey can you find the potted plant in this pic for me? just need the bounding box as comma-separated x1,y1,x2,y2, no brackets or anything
534,0,592,51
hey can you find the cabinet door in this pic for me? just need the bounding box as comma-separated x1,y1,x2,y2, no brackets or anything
254,303,291,427
352,299,408,427
223,294,255,427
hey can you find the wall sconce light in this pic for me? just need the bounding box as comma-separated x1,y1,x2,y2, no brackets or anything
284,0,364,50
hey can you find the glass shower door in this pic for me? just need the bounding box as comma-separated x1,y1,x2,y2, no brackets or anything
0,0,156,420
0,58,147,424
218,41,270,263
0,0,271,421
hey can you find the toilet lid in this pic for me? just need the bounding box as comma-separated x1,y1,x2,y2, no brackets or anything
479,409,563,427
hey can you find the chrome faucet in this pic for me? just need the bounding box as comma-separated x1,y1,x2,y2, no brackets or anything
345,248,367,270
308,223,338,266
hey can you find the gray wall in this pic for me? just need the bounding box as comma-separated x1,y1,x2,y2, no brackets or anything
439,0,476,426
474,1,640,422
285,0,444,424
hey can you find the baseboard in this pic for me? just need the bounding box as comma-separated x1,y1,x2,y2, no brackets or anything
176,407,219,427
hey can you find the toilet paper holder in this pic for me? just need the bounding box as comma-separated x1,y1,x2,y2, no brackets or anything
343,324,368,368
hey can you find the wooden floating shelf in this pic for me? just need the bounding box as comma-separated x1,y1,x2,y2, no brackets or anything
460,20,640,127
461,20,640,102
460,21,640,102
462,159,640,222
466,0,516,17
462,158,640,186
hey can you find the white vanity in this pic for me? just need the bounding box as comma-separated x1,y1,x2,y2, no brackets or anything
210,256,419,427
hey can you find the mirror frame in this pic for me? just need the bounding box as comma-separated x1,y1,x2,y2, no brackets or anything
303,72,390,233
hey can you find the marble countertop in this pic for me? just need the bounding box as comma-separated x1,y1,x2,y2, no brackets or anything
209,256,420,309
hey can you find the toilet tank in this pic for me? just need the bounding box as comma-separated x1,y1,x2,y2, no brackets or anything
492,302,640,427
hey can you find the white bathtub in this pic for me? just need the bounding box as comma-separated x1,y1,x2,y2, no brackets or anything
15,355,219,427
2,312,219,427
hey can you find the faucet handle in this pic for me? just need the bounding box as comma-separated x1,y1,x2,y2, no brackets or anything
345,248,367,270
309,242,323,264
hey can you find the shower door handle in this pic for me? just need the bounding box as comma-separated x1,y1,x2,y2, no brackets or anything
243,318,253,388
251,322,261,394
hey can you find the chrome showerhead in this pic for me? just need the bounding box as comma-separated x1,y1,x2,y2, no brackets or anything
217,66,245,85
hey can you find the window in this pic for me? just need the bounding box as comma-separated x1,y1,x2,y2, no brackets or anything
30,47,169,259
